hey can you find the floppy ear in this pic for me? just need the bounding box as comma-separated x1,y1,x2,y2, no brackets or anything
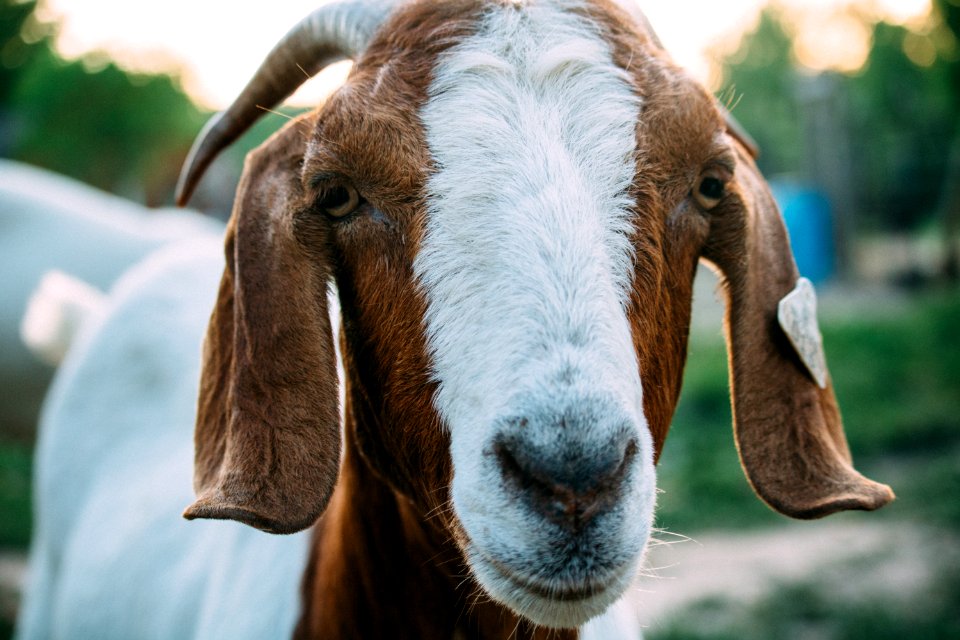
720,107,759,160
703,141,894,519
183,114,342,534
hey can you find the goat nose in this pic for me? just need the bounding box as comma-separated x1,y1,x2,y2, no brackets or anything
492,429,638,531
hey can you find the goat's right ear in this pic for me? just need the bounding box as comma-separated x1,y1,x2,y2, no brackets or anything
184,114,342,534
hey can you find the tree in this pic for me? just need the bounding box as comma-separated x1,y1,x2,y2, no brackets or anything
7,45,206,203
933,0,960,280
718,7,803,178
719,4,959,237
0,0,43,105
847,20,955,232
0,0,208,205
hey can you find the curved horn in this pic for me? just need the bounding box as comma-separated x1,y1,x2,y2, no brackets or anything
176,0,397,206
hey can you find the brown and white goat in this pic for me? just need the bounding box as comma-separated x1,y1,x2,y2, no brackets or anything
135,0,894,637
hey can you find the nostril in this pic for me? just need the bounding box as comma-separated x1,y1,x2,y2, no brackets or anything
492,437,527,487
492,433,638,531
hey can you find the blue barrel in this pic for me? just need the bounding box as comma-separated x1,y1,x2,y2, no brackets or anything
770,180,836,284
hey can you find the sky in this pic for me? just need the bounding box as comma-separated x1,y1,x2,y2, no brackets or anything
39,0,932,110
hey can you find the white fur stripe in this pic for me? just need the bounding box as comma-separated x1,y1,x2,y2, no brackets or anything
416,0,642,431
415,0,651,626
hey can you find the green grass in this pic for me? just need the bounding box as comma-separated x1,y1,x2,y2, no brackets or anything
0,440,32,550
826,295,960,456
652,559,960,640
0,441,30,640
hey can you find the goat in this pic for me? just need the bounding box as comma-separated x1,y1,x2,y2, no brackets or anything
0,159,221,438
17,0,894,638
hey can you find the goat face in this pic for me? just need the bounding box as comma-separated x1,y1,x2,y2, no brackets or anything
414,4,653,625
181,0,894,630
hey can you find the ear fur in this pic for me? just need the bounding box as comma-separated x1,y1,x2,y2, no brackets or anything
704,142,894,519
184,114,342,534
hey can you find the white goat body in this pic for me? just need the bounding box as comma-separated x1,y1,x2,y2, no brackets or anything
16,240,310,639
0,159,220,437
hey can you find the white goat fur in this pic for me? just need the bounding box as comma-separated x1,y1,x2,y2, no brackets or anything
418,0,653,625
0,159,221,435
14,2,657,636
16,239,311,639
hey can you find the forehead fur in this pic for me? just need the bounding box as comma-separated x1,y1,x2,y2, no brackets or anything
308,0,723,192
304,0,480,207
414,0,644,427
304,0,727,442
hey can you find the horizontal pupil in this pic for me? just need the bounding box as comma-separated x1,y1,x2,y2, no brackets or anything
321,186,350,209
699,178,724,199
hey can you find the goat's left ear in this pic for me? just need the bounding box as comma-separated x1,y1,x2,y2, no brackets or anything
183,113,342,534
703,141,895,519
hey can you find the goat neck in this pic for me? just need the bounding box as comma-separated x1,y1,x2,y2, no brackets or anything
296,400,577,639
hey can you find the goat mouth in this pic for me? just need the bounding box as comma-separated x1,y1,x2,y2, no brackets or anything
473,544,631,603
490,560,610,602
464,542,639,628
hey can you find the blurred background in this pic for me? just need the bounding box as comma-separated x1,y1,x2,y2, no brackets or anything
1,0,958,638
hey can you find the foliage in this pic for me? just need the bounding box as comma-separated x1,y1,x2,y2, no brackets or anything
0,0,43,105
0,439,31,548
846,21,957,231
654,334,783,532
718,7,802,177
824,294,960,456
652,289,960,639
0,1,305,211
936,0,960,99
0,0,207,205
719,4,960,232
6,43,206,203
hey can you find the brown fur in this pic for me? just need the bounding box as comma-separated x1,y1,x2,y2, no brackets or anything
703,146,895,517
185,112,342,534
184,0,893,637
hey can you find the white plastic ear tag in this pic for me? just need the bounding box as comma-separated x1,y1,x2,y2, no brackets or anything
777,277,828,389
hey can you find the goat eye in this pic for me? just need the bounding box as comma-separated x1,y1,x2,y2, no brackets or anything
318,184,361,218
693,172,726,210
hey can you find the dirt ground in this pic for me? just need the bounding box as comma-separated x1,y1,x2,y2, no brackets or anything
632,518,957,633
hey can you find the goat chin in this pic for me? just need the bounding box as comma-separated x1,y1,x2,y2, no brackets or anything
468,546,643,629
